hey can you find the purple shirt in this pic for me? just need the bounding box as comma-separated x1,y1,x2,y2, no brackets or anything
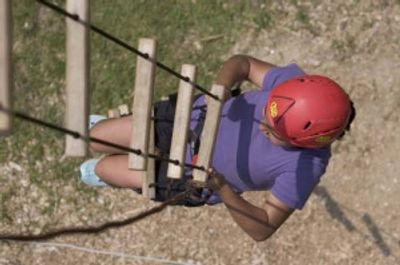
187,64,331,209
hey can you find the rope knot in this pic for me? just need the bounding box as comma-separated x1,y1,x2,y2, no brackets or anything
71,14,79,21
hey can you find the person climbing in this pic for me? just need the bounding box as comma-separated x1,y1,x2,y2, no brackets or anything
80,55,355,241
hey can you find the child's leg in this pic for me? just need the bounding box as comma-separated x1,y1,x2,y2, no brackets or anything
89,115,133,154
94,154,144,188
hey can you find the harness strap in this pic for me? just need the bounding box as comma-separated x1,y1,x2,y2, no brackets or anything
190,110,206,164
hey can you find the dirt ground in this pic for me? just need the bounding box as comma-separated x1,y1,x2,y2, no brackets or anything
1,0,400,264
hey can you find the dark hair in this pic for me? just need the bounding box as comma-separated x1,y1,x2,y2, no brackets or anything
338,100,356,139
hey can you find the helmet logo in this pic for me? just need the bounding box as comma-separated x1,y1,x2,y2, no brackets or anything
315,135,331,144
270,101,278,118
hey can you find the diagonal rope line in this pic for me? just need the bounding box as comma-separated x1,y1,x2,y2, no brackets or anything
0,105,206,172
36,0,221,102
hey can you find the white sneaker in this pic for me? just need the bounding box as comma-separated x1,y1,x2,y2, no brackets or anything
89,115,106,129
79,158,108,187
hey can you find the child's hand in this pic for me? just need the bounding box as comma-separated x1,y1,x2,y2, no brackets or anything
206,168,227,192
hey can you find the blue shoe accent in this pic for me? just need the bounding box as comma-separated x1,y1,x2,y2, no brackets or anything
89,115,106,129
80,159,108,187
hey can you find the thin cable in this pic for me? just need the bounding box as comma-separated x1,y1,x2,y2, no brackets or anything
2,241,196,265
36,0,221,102
0,105,206,172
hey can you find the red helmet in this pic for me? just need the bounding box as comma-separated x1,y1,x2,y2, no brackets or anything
265,75,351,148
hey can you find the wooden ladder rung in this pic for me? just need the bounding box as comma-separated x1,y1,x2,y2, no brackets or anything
64,0,90,157
0,0,13,136
167,64,196,179
129,38,156,198
129,38,156,171
142,109,155,199
192,85,225,183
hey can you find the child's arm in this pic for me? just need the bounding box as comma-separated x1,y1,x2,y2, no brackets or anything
207,169,294,241
215,55,276,92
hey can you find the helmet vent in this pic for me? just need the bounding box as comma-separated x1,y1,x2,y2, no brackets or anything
303,121,312,130
298,78,305,82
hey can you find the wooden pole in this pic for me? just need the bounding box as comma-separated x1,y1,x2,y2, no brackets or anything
167,64,196,179
192,85,225,183
142,109,155,199
65,0,90,157
129,38,156,170
0,0,13,136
